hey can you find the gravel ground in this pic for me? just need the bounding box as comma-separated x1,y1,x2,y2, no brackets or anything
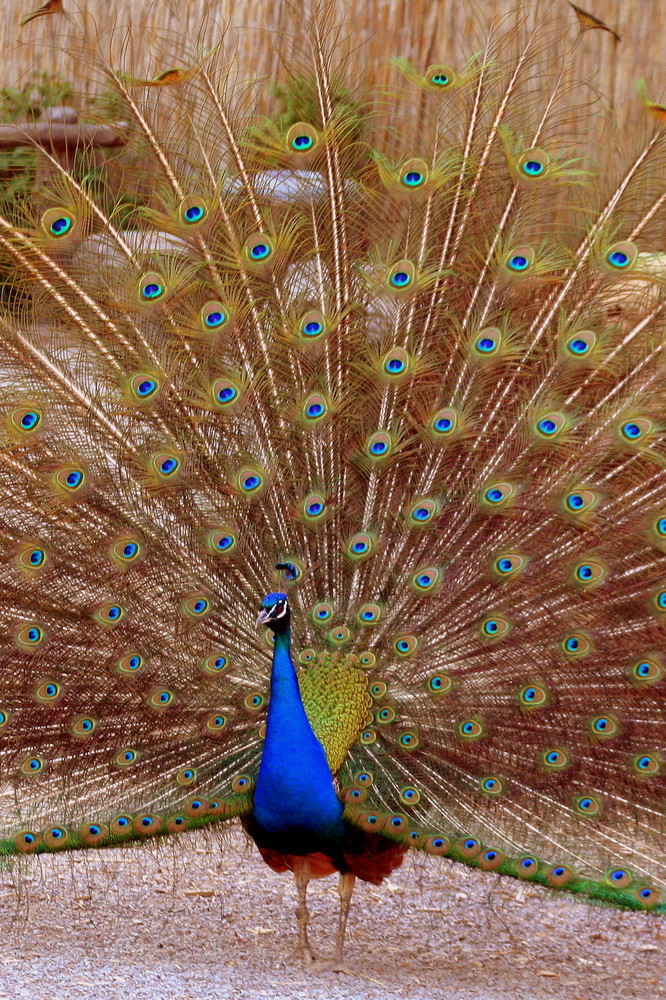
0,825,663,1000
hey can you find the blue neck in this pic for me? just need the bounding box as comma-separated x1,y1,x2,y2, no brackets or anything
252,627,345,841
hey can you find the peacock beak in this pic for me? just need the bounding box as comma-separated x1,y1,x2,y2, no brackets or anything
256,608,272,627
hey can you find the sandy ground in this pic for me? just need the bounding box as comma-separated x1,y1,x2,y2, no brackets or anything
0,826,663,1000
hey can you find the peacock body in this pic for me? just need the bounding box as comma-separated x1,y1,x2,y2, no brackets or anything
1,0,665,969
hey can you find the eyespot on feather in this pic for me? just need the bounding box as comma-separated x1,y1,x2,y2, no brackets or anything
113,748,140,767
138,271,167,303
15,831,41,853
394,635,418,656
92,602,125,627
181,593,211,618
243,232,275,266
179,195,208,226
9,406,43,435
14,622,46,649
297,310,328,341
478,849,505,871
502,246,535,276
603,241,637,272
71,716,97,737
425,64,456,89
80,823,108,846
479,614,512,639
206,527,238,556
629,656,664,686
109,536,143,566
426,673,453,696
386,259,415,291
15,543,49,574
117,652,144,675
41,207,75,239
345,532,375,560
430,407,459,439
200,300,230,333
517,148,550,179
285,122,319,153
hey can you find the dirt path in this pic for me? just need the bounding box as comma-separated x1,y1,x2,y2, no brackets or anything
0,827,663,999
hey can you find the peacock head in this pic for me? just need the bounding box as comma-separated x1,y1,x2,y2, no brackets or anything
257,592,290,632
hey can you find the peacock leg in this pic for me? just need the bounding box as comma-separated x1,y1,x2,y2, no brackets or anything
287,857,319,965
310,871,356,975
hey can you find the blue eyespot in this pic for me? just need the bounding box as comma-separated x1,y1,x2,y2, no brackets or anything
523,687,536,701
217,386,237,403
117,817,130,827
569,338,589,354
27,627,41,642
622,422,641,439
138,379,157,396
403,171,424,187
250,243,270,260
303,320,323,336
483,778,498,791
431,73,449,85
242,475,259,491
391,271,411,287
307,501,323,515
29,549,45,566
497,558,513,573
546,752,560,764
462,722,474,734
142,282,163,300
370,441,387,454
611,869,627,881
28,758,41,770
486,488,503,503
508,255,529,271
656,517,666,536
565,637,579,652
306,402,324,418
120,542,137,559
21,412,40,430
594,717,608,732
608,251,629,268
520,857,536,869
89,825,101,836
538,418,556,435
657,590,666,609
386,357,405,373
567,493,584,510
476,336,496,352
205,310,226,328
160,458,178,475
577,565,593,581
128,656,141,670
107,606,121,620
435,417,452,431
192,600,207,614
636,756,652,770
292,134,313,150
50,216,72,235
353,541,368,553
413,507,430,521
184,205,205,222
216,535,234,551
522,160,543,176
417,573,432,587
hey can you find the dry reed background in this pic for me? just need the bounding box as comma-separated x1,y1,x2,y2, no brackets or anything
0,0,663,134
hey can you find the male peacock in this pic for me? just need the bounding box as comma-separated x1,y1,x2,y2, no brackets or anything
1,0,665,973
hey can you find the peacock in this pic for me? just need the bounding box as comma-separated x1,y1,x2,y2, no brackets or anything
1,0,665,973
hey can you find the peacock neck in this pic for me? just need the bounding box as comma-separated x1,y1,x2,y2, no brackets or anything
252,626,345,845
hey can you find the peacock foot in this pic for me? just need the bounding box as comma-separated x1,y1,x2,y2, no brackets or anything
285,943,321,966
308,958,355,975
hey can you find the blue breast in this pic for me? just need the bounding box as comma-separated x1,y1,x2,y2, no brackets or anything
252,629,345,845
